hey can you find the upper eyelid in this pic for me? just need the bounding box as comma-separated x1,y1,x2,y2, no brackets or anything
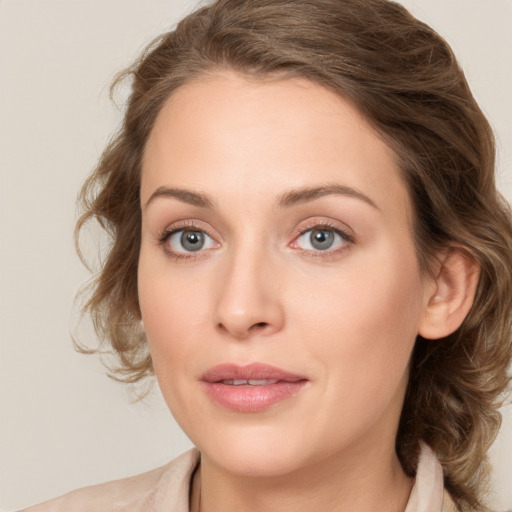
293,226,353,248
158,219,217,240
294,218,355,242
297,224,349,237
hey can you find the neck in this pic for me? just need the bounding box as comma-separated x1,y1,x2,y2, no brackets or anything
192,441,414,512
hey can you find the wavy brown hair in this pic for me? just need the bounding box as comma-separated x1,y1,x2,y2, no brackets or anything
75,0,512,510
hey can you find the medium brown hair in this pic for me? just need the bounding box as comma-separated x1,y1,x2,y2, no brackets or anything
75,1,512,510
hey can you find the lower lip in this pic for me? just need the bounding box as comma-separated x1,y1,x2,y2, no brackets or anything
203,381,308,412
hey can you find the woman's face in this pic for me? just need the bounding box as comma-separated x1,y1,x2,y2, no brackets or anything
138,72,434,477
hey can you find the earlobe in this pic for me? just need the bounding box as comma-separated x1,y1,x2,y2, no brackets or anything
418,248,480,340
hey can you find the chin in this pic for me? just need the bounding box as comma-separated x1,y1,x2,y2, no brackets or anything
194,422,316,477
207,443,308,478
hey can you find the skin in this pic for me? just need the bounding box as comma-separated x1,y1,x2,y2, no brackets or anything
138,72,439,512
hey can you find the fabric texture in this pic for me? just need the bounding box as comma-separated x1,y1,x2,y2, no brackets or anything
22,443,457,512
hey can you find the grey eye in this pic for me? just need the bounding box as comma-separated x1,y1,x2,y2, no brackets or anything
180,231,204,252
309,229,335,250
295,227,348,252
167,229,216,254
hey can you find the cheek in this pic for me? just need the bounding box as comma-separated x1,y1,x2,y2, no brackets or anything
138,271,212,422
292,246,424,387
137,259,211,375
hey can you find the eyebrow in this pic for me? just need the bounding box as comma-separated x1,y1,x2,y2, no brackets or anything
144,186,214,210
144,183,379,211
277,183,379,210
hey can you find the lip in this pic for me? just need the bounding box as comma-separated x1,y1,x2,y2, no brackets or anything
201,363,308,413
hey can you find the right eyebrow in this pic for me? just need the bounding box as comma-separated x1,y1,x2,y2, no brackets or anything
276,183,380,211
143,186,214,210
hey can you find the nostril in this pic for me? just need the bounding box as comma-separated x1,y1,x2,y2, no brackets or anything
216,321,269,339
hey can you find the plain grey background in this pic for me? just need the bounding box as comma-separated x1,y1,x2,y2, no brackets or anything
1,1,511,510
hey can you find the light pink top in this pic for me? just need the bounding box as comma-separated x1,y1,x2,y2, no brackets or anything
22,443,457,512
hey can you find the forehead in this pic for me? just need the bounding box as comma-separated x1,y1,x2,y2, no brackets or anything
141,71,411,224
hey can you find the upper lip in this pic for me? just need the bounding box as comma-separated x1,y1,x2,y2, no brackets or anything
201,363,307,383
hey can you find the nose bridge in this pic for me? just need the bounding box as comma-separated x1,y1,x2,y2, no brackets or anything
214,235,284,339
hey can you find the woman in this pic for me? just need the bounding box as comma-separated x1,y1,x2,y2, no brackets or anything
23,0,512,511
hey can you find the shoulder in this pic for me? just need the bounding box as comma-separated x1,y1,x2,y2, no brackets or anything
21,449,200,512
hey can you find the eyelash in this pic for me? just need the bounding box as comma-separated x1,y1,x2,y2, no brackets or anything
157,221,215,261
293,222,355,258
157,221,355,260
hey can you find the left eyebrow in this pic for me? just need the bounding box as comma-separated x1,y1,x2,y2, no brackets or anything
276,183,380,210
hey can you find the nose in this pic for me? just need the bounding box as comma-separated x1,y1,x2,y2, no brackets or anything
213,248,285,340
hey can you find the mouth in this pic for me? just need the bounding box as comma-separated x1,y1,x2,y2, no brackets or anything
220,379,280,386
201,363,308,412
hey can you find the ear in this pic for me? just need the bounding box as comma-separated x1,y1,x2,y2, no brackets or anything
419,248,480,340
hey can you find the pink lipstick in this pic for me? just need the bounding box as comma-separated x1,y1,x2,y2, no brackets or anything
201,363,308,412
